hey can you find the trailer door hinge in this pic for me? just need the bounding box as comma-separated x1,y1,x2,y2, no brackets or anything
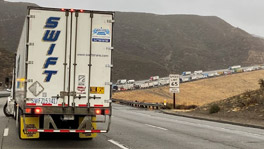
26,61,34,64
27,15,35,18
106,47,114,51
26,42,34,46
105,64,113,68
107,19,115,23
104,100,112,103
105,82,113,85
27,79,33,83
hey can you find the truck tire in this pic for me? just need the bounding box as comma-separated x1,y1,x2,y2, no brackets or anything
3,102,12,117
13,103,17,120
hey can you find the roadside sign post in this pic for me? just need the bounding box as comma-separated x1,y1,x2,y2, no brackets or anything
169,74,180,109
173,93,176,109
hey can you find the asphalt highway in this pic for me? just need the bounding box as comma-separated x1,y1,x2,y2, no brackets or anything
1,97,264,149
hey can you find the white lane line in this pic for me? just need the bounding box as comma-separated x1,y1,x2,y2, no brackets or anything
155,116,264,140
145,124,168,131
108,139,129,149
3,128,9,136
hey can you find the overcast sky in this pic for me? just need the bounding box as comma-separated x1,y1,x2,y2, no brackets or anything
6,0,264,37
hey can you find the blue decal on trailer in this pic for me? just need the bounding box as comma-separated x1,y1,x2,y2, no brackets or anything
44,57,58,68
93,28,110,35
43,30,61,42
43,70,57,82
42,17,61,82
92,27,110,43
92,38,110,42
45,17,60,28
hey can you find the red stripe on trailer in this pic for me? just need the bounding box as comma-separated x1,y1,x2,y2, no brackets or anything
94,105,103,107
76,130,85,133
26,103,36,106
42,103,52,106
60,130,70,133
91,130,101,133
44,129,54,132
27,129,38,132
78,104,87,107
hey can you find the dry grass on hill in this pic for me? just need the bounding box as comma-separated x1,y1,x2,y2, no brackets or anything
113,70,264,106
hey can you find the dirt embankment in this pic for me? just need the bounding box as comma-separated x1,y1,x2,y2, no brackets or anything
113,70,264,106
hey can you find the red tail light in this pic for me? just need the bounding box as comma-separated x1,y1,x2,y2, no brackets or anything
95,109,101,115
34,108,42,114
61,8,65,11
70,9,74,12
80,9,84,13
25,108,31,114
105,109,110,115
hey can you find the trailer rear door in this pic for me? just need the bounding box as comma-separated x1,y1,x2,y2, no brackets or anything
26,9,70,106
70,12,113,108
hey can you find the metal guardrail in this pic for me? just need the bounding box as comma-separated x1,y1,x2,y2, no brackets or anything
112,98,163,110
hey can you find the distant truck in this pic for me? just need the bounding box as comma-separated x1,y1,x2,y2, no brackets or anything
159,78,169,85
228,65,241,70
116,79,127,90
116,79,127,85
182,71,191,76
9,7,114,139
150,76,159,81
127,80,135,84
126,80,135,90
180,77,190,82
194,70,203,75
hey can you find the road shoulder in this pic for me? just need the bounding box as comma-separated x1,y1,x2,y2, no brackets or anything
160,109,264,129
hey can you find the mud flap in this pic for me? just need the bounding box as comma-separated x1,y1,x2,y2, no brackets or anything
20,116,39,139
79,116,97,138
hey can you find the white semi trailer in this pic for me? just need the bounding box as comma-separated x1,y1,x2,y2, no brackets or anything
10,7,114,139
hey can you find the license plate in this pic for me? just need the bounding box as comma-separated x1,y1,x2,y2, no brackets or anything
30,98,58,104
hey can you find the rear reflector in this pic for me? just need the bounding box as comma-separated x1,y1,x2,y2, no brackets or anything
91,130,101,133
95,109,101,115
27,129,38,132
76,130,85,133
60,130,70,133
70,8,74,12
80,9,84,12
44,129,54,132
61,8,65,11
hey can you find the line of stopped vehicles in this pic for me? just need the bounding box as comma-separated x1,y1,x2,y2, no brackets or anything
113,65,264,91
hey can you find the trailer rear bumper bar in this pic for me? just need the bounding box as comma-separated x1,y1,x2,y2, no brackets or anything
27,129,107,133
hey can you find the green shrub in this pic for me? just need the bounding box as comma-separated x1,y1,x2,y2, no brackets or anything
209,104,220,114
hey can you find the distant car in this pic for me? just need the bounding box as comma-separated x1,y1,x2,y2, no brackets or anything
112,84,118,91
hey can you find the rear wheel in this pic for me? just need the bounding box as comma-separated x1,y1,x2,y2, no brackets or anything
3,102,12,117
13,103,17,119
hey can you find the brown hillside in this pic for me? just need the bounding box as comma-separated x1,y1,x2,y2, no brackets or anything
113,70,264,106
2,1,264,82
